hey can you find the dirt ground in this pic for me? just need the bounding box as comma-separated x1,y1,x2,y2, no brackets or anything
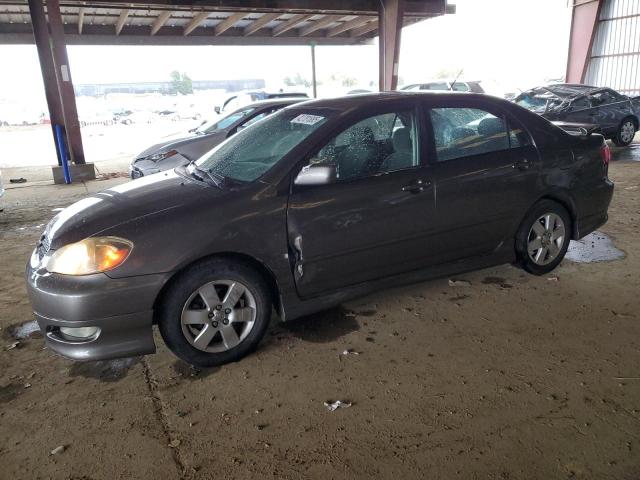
0,147,639,480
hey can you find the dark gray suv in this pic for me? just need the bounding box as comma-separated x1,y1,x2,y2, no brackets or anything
26,92,614,367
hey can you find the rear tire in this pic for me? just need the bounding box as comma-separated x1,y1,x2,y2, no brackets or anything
516,200,572,275
158,258,272,367
613,118,636,147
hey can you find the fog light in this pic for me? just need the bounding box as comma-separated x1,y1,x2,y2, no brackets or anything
59,326,99,339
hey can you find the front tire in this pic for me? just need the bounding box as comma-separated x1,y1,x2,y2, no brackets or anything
158,259,272,367
516,200,572,275
613,118,636,147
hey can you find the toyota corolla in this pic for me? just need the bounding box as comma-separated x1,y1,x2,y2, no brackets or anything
26,92,614,367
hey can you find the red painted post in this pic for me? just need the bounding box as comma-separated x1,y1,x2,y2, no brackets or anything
566,0,603,84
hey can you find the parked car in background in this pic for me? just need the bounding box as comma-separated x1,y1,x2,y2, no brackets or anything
119,110,156,125
28,92,613,367
401,80,484,93
514,84,640,146
130,98,305,178
215,91,309,114
0,170,4,201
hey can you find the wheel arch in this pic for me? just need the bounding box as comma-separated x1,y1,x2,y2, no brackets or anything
525,191,579,239
622,114,639,129
152,252,283,324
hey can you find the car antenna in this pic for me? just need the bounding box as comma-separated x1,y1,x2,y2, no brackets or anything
450,69,464,91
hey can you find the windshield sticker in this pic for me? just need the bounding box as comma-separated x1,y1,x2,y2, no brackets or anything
291,114,325,125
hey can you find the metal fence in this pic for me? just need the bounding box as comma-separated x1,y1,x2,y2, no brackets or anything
584,0,640,96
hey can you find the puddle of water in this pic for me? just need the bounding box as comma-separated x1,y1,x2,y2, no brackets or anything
566,231,625,263
282,307,361,343
67,357,141,382
10,320,41,340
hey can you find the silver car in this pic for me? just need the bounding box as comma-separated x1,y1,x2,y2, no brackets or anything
130,98,305,178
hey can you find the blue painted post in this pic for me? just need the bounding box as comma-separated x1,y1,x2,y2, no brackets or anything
54,124,72,184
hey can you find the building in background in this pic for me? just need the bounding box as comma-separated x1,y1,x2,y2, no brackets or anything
567,0,640,96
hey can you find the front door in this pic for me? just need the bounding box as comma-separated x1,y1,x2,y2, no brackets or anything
287,107,437,298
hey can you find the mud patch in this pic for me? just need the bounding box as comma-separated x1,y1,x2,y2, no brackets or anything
566,231,625,263
0,383,21,403
482,276,513,289
68,357,142,382
172,361,219,380
283,307,361,343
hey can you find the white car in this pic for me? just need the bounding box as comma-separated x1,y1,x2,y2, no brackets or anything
0,170,5,200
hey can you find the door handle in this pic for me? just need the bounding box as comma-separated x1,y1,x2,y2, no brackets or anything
512,159,531,171
401,179,431,194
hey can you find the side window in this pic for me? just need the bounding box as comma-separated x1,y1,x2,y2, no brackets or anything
507,117,532,148
569,97,591,111
451,83,469,92
430,107,509,162
310,110,418,181
238,109,276,130
590,90,619,106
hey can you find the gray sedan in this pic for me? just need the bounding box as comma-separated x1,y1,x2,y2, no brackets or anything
129,98,305,178
27,92,613,367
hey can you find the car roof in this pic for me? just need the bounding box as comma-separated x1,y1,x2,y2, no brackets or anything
243,98,306,109
523,84,606,99
285,91,498,112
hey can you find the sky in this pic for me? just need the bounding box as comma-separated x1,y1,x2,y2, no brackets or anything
0,0,571,104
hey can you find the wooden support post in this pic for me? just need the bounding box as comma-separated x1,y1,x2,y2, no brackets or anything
46,0,86,164
27,0,64,165
378,0,404,91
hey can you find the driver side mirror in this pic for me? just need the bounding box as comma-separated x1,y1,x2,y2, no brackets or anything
214,106,221,115
294,164,337,186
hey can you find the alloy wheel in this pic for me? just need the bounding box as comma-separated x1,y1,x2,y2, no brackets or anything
527,213,566,266
180,280,256,353
620,121,635,144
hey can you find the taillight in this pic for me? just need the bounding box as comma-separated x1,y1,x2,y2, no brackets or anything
600,143,611,165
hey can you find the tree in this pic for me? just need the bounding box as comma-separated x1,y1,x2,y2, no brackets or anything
169,71,194,95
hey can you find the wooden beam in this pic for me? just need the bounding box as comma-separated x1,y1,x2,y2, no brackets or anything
379,0,404,91
151,10,172,35
272,13,313,36
299,14,344,36
214,11,245,35
115,8,129,35
327,15,371,37
243,12,280,36
350,18,378,37
183,11,209,36
77,7,84,34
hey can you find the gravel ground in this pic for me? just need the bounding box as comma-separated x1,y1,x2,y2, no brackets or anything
0,147,638,480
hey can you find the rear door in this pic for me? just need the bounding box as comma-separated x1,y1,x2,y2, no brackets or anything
287,103,438,298
589,89,631,135
425,99,540,261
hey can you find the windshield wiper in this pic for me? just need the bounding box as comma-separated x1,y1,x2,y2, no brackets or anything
187,160,223,187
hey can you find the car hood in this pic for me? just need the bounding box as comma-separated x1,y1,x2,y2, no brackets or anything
136,130,227,160
44,170,219,249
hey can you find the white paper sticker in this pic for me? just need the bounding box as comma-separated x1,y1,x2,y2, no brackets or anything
291,114,324,126
60,65,70,82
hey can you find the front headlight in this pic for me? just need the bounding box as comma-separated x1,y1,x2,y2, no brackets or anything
46,237,133,275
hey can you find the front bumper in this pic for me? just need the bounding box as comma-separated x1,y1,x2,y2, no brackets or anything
26,251,168,361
